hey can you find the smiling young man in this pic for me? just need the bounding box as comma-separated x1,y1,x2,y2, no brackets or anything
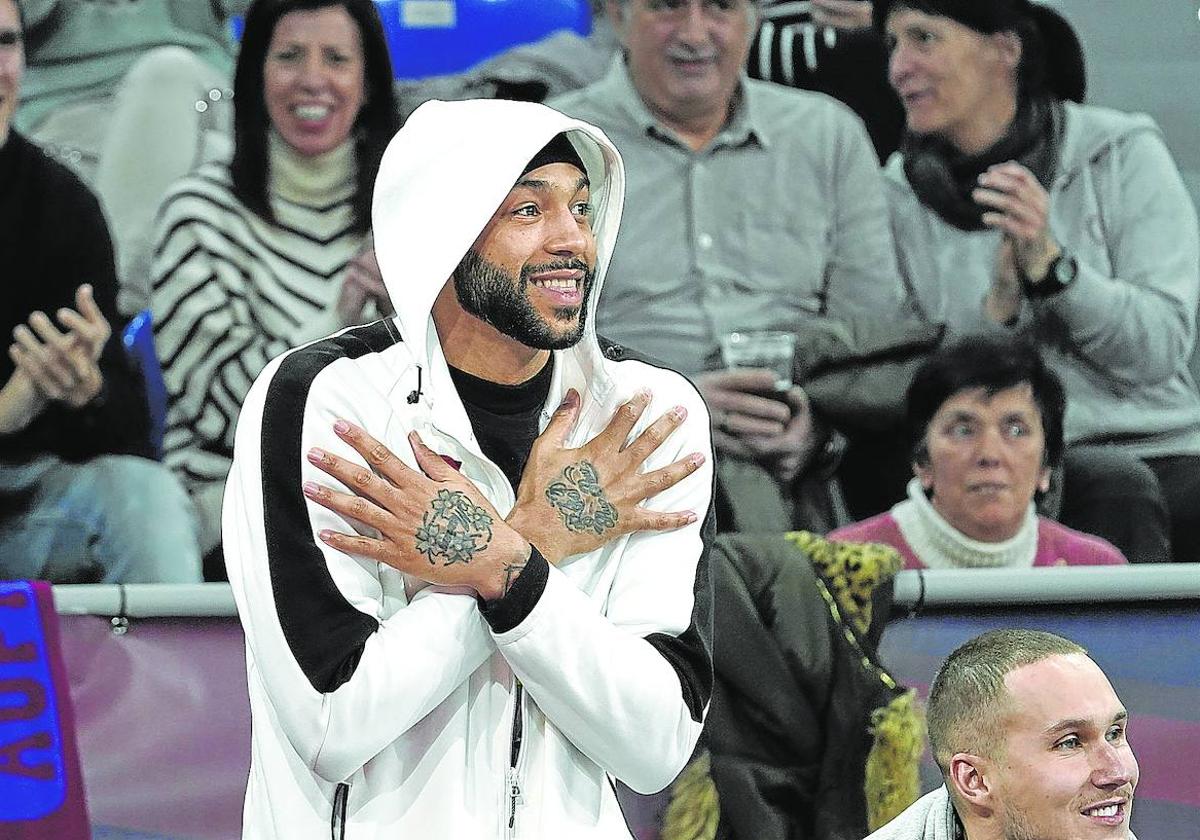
223,98,715,838
867,628,1139,840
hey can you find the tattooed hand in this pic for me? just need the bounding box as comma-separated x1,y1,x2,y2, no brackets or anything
303,420,531,600
506,389,706,564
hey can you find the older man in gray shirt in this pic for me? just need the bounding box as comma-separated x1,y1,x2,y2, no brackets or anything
551,0,905,529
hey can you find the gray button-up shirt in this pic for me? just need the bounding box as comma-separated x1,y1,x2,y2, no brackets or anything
552,57,904,374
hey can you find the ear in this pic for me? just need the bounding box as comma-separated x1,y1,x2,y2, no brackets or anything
607,0,630,48
1037,465,1051,494
914,461,934,492
948,753,996,817
991,30,1022,74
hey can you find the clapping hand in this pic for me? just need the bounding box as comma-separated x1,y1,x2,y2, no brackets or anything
337,247,394,326
811,0,874,31
975,162,1062,286
9,284,110,409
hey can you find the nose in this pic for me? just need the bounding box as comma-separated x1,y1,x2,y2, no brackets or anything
973,425,1004,466
1091,741,1137,790
674,1,711,47
297,54,325,92
888,43,914,92
543,204,590,258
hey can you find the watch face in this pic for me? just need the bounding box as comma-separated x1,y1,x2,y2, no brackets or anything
1055,255,1078,288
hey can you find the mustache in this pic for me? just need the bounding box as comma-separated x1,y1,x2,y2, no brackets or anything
666,47,718,61
521,258,593,278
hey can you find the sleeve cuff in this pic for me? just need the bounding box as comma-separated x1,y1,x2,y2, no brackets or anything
479,546,549,634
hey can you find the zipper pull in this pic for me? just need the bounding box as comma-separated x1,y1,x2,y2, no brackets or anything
507,767,524,829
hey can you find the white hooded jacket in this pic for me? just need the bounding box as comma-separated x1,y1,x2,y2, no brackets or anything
223,99,715,839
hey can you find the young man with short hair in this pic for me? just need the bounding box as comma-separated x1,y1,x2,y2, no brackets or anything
223,98,716,838
868,628,1138,840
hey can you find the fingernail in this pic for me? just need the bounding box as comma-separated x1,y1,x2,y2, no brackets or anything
559,389,579,409
333,419,350,434
318,529,334,542
671,405,687,421
306,447,324,463
302,481,320,497
685,512,698,524
636,388,651,401
690,452,706,466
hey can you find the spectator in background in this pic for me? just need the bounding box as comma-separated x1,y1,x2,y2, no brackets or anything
150,0,399,573
750,0,904,160
831,337,1125,569
397,1,904,160
867,628,1139,840
878,0,1200,562
0,0,200,583
551,0,909,534
16,0,252,313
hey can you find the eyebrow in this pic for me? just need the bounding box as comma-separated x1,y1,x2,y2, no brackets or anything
514,175,590,192
1041,710,1128,736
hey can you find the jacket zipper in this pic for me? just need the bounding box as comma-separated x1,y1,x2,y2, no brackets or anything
331,781,350,840
506,680,525,838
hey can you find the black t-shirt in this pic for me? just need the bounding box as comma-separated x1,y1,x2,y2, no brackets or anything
447,356,554,492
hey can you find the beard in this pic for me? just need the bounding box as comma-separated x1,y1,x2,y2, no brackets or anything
452,248,595,350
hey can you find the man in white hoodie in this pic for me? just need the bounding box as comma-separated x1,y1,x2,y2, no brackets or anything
867,628,1138,840
222,98,715,838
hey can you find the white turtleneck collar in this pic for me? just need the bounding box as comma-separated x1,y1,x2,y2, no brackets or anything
268,130,356,208
892,478,1038,569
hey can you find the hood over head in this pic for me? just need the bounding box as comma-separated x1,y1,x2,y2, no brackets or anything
372,98,626,376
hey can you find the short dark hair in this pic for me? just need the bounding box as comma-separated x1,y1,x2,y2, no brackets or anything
906,335,1066,469
874,0,1085,104
927,629,1086,775
230,0,400,234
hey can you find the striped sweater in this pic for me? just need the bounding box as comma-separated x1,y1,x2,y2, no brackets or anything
150,144,363,537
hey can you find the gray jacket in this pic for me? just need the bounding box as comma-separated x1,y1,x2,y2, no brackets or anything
885,103,1200,458
865,786,1139,840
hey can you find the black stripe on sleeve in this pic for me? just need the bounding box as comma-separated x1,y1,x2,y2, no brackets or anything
644,499,715,724
260,319,403,693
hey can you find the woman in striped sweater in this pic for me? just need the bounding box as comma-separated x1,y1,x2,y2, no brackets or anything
150,0,399,567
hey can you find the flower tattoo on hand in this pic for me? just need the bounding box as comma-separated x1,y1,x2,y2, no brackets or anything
414,489,494,565
544,460,619,536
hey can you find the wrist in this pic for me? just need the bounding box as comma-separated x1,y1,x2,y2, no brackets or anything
1023,242,1062,287
477,546,551,634
475,530,533,602
505,503,563,565
1023,248,1078,299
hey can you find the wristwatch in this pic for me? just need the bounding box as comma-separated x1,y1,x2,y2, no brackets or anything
1024,251,1078,298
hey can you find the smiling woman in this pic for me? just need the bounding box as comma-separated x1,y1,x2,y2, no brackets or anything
830,336,1126,569
148,0,400,567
